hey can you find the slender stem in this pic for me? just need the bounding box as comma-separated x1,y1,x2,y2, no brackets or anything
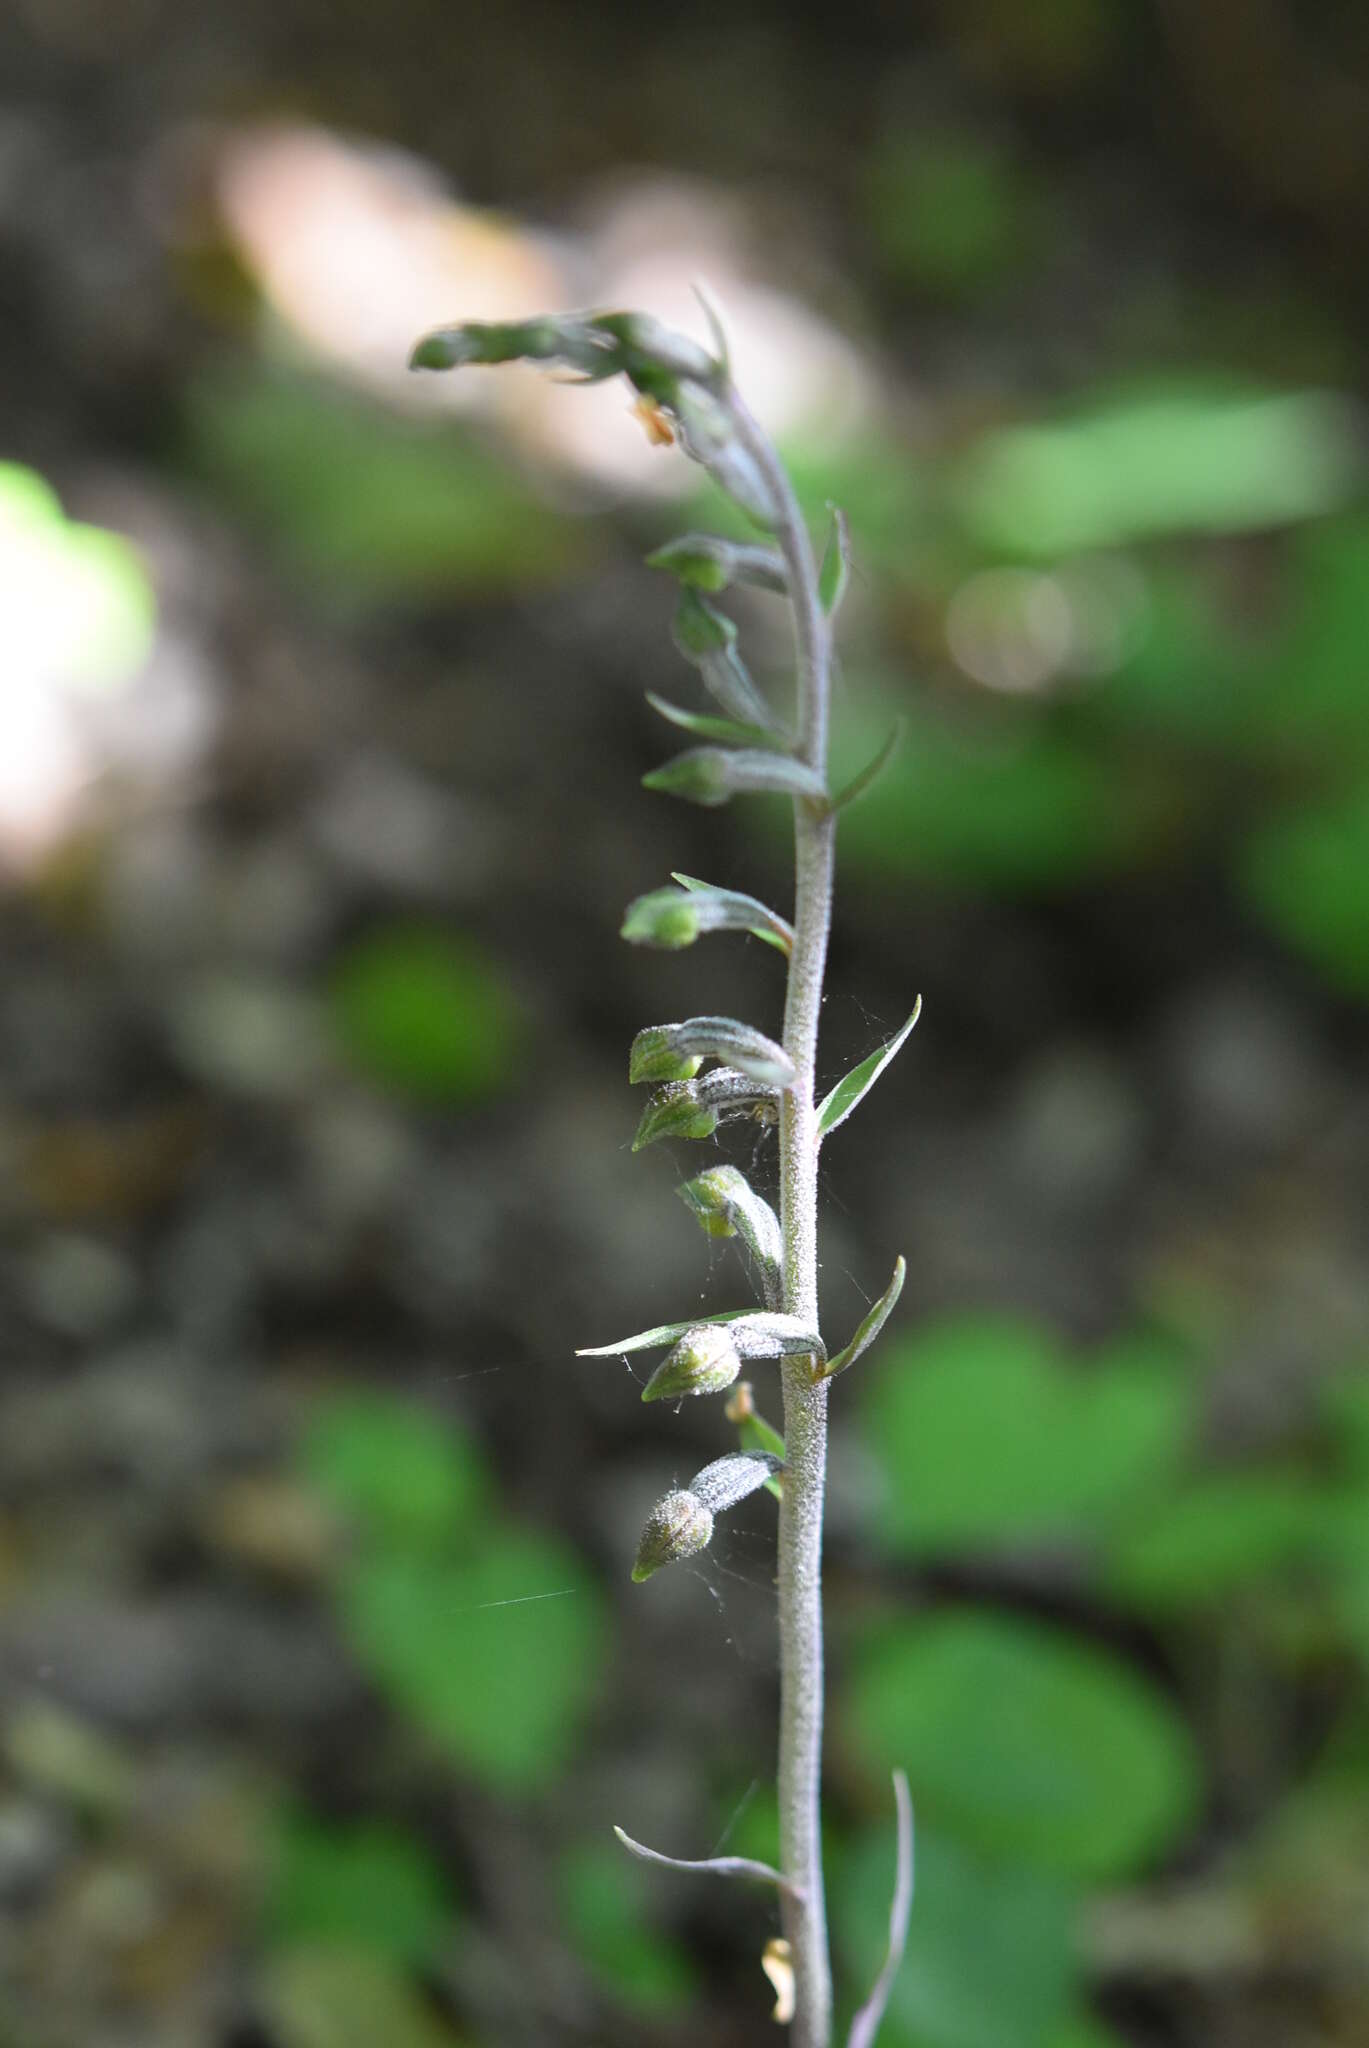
728,388,835,2048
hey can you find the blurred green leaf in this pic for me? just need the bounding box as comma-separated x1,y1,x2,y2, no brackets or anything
1238,782,1369,997
301,1394,487,1549
259,1944,464,2048
862,131,1044,299
183,367,582,601
559,1841,696,2015
1107,1471,1326,1611
1046,2017,1130,2048
267,1814,452,1965
848,1611,1200,1876
338,1529,605,1792
837,1822,1077,2048
833,701,1174,891
956,386,1359,557
330,925,523,1103
1325,1370,1369,1473
860,1316,1193,1556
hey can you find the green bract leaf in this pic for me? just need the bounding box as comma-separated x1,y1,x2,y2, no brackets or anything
817,999,921,1138
647,533,787,594
645,694,776,748
831,722,901,813
848,1611,1200,1877
818,1256,905,1381
579,1308,816,1361
631,1018,793,1089
817,503,851,615
578,1309,753,1358
643,747,827,808
621,879,792,954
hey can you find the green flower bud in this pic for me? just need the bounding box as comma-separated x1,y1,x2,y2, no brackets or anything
631,1082,719,1152
628,1026,705,1085
620,891,702,949
641,1324,742,1402
631,1489,714,1581
643,747,829,809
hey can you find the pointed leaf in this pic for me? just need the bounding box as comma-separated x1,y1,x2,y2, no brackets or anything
645,694,776,748
832,722,901,812
819,1257,906,1382
577,1308,755,1358
579,1307,819,1367
647,533,787,595
644,747,827,808
613,1826,799,1901
818,504,852,616
817,998,922,1138
846,1772,915,2048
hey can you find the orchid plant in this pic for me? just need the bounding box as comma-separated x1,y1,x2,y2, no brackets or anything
411,301,916,2048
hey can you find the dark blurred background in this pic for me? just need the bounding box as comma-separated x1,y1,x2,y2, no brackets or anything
4,3,1369,2045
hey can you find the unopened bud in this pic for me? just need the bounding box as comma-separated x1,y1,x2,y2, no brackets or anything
631,1082,719,1152
620,890,702,949
629,1026,704,1085
643,747,829,809
631,1489,713,1581
641,1324,742,1402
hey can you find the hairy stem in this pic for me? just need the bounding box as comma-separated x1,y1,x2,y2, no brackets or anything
728,389,835,2047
